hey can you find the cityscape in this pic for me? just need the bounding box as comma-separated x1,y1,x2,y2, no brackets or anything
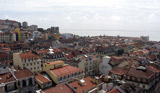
0,0,160,93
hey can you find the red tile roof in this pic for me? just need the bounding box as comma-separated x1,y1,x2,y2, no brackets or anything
51,65,82,77
148,65,160,73
69,77,97,93
14,69,33,79
0,73,15,83
0,69,33,84
35,74,51,84
109,68,128,76
0,48,11,52
43,84,74,93
127,67,155,79
37,49,49,54
108,88,121,93
19,52,39,59
46,60,64,65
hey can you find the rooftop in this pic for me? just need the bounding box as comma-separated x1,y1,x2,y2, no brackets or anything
19,52,39,59
109,68,128,76
35,74,51,84
46,60,64,65
127,67,155,79
69,77,97,93
50,65,83,77
43,84,74,93
108,88,121,93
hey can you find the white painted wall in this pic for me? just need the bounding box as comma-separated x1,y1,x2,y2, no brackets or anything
99,56,112,75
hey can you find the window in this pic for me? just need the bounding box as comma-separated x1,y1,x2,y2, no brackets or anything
143,85,145,88
30,63,32,65
37,62,39,64
34,67,36,70
143,79,146,83
138,78,140,82
60,77,62,80
30,68,32,70
132,77,135,80
127,76,130,79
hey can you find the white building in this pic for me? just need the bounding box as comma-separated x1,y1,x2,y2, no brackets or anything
99,56,112,75
32,31,41,39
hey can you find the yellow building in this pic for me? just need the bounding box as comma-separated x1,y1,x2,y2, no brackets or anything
52,33,60,40
20,31,30,41
13,28,21,41
13,51,42,73
43,61,84,84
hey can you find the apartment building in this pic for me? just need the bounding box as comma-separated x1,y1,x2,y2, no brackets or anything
125,66,156,91
43,61,84,84
13,51,42,73
66,55,100,77
0,68,36,93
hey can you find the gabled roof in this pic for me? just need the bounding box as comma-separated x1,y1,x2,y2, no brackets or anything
35,74,51,84
127,67,155,79
14,69,33,79
0,69,33,84
0,73,16,84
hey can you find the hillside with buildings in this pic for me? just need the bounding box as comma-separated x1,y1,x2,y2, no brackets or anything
0,19,160,93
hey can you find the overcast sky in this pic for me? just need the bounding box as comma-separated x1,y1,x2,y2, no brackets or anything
0,0,160,32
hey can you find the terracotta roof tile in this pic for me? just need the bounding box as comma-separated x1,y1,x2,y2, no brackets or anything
0,69,33,84
0,73,15,84
148,65,160,73
37,49,49,54
108,88,121,93
35,74,51,83
70,77,97,93
46,60,64,65
109,68,128,76
14,69,33,79
127,67,155,79
51,65,82,77
43,84,74,93
19,52,39,59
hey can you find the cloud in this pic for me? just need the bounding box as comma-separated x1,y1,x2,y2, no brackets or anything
0,0,160,32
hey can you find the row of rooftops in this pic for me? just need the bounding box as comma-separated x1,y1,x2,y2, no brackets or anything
0,68,33,84
41,76,102,93
109,64,160,80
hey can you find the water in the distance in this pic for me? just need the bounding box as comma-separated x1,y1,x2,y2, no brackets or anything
61,29,160,41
